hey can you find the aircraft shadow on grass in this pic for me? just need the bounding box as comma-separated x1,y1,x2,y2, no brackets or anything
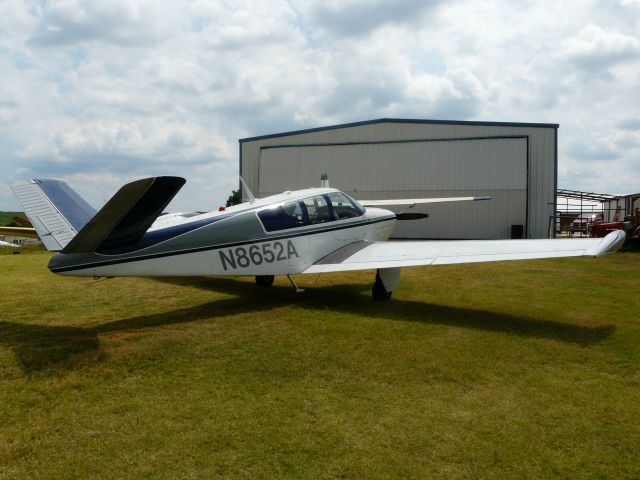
0,277,615,375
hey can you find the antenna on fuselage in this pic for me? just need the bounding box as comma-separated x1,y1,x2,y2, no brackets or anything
320,173,329,188
239,176,256,204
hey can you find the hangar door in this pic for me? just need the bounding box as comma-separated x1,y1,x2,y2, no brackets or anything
258,137,528,239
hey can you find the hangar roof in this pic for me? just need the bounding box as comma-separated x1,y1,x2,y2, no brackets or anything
239,117,560,143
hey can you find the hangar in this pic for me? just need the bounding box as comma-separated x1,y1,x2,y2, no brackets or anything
239,118,558,239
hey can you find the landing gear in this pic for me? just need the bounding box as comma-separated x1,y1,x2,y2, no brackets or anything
372,271,392,301
286,275,305,293
255,275,274,286
371,268,401,301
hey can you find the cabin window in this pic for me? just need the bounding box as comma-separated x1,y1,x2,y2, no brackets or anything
326,192,365,219
258,201,307,232
303,195,333,224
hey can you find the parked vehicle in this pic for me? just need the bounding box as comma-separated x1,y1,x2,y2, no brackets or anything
569,213,603,236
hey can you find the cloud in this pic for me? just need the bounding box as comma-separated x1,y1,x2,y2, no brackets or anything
302,0,443,37
29,0,178,47
1,0,639,212
402,69,485,119
562,24,640,71
618,118,640,130
568,136,621,161
200,2,303,51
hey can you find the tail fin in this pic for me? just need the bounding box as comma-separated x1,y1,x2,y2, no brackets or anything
11,179,96,251
11,176,186,254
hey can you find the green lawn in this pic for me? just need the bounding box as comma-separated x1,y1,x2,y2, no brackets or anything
1,250,639,479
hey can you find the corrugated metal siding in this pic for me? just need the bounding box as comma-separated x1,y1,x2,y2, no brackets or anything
258,138,526,240
241,120,556,238
259,138,527,192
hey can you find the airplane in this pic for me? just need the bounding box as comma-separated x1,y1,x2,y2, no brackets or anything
11,176,626,300
0,239,20,248
0,215,39,241
0,225,38,239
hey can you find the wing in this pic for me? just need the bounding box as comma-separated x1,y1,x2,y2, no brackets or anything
359,196,491,207
0,226,39,238
304,230,626,273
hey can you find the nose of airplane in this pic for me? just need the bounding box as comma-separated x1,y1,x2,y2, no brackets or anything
364,207,395,221
364,207,397,240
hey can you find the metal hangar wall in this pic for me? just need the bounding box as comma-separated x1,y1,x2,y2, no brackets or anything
239,118,558,239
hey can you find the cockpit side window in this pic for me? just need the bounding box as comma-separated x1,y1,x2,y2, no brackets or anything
258,201,307,232
303,195,333,224
326,192,365,220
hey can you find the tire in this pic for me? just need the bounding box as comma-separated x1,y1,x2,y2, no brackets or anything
371,271,392,301
255,275,275,287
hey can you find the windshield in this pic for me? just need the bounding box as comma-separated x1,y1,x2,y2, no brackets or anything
257,191,366,232
326,192,365,219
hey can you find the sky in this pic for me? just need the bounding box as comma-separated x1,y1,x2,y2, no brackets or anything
0,0,639,212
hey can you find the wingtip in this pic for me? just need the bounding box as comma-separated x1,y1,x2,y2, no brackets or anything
592,230,626,257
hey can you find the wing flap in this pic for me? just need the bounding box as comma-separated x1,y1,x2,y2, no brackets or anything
304,231,626,274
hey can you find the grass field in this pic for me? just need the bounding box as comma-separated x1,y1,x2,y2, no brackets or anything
1,249,639,478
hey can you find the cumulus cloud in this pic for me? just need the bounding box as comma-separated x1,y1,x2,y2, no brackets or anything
618,118,640,130
562,24,640,71
29,0,179,47
0,0,639,211
568,136,622,161
301,0,444,37
403,69,486,119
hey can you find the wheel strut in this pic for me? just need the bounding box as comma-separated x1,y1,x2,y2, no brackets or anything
287,275,305,293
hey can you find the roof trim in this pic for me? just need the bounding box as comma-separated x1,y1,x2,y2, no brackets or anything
259,134,528,150
239,118,560,143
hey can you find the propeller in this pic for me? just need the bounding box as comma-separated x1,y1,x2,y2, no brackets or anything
395,212,429,221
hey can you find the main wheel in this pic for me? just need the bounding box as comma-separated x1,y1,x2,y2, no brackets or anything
372,271,392,301
255,275,275,287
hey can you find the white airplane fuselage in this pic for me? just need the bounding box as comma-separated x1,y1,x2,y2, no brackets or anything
48,188,396,278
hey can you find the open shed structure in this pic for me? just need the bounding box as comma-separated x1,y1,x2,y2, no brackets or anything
602,192,640,222
239,118,558,239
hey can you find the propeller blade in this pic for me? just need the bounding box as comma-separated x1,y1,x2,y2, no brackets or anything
396,213,429,221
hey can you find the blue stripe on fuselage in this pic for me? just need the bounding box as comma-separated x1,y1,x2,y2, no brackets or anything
97,212,234,254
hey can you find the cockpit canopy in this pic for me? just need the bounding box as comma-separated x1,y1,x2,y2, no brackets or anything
258,192,365,232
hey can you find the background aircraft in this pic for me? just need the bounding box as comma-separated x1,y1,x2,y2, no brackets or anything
11,177,625,300
0,215,39,242
0,239,20,248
